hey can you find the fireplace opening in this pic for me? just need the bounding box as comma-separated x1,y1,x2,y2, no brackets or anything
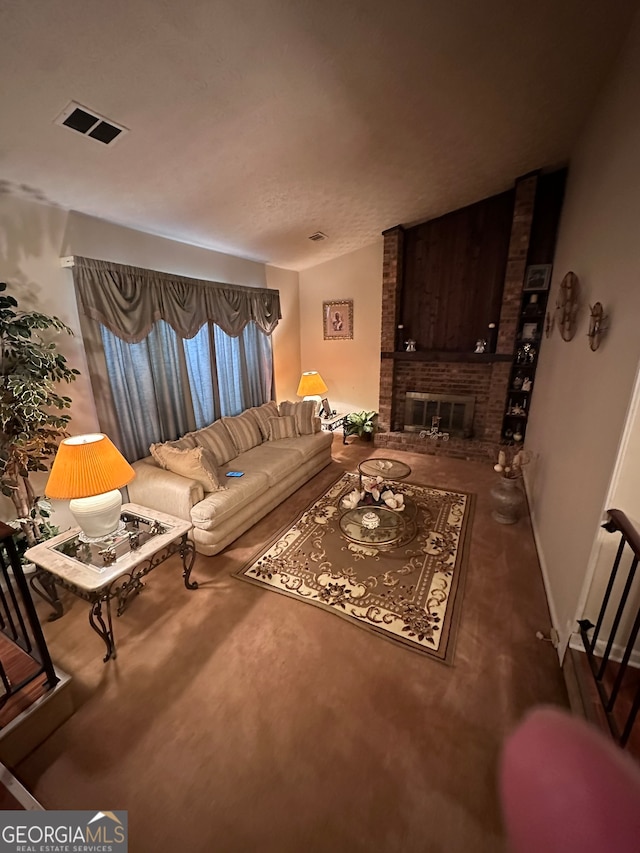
404,392,475,438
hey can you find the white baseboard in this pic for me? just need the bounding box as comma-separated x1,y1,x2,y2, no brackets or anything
524,475,565,663
569,632,640,669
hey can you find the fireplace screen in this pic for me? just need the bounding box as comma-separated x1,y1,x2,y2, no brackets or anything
404,392,475,438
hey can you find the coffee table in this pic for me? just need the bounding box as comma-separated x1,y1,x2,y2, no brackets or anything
25,503,197,663
339,496,418,550
358,457,412,482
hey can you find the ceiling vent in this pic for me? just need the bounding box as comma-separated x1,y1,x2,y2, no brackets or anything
308,231,328,242
54,101,128,146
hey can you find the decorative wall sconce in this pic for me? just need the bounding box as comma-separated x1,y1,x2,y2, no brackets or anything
587,302,608,351
556,271,580,341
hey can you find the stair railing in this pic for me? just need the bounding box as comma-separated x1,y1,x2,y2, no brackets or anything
0,522,58,716
578,508,640,747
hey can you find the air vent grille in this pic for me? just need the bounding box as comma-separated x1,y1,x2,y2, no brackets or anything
308,232,328,242
54,102,128,146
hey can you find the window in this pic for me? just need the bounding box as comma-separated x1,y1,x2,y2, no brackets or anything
100,320,273,460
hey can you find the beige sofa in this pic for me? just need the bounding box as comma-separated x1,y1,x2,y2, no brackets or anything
128,401,333,555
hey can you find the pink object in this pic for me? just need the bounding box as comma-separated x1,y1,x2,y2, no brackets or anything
500,707,640,852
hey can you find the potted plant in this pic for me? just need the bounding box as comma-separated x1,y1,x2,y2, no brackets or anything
0,282,79,549
344,410,378,441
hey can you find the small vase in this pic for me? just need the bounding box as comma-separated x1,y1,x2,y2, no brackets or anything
490,477,525,524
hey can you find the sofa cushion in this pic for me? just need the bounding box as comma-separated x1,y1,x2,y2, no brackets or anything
191,470,269,529
262,430,333,461
194,420,237,465
224,444,302,487
279,400,317,435
249,401,280,440
149,444,224,492
268,415,296,441
223,412,262,454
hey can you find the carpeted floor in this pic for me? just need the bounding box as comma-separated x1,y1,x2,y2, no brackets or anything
14,436,568,852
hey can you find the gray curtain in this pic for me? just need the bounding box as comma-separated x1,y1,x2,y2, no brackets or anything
72,255,281,342
72,257,278,460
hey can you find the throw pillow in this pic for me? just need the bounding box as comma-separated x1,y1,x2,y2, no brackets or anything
148,434,197,458
222,412,262,454
193,420,237,466
249,401,280,440
150,445,224,492
268,415,296,441
279,400,316,435
295,400,317,435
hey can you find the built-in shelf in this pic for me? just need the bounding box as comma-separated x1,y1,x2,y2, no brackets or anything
382,351,513,363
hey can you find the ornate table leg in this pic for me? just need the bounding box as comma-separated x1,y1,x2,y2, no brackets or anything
115,572,146,616
89,593,117,663
29,569,64,621
181,536,198,589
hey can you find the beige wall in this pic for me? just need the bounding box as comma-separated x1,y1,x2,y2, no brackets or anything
266,265,301,402
63,211,267,287
298,240,383,413
525,13,640,655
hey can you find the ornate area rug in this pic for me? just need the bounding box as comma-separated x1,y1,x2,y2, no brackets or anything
233,473,475,663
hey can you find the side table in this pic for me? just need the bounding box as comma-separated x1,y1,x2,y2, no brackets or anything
25,503,197,663
320,412,353,444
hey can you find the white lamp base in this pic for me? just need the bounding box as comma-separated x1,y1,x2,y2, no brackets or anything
302,394,323,414
69,489,124,542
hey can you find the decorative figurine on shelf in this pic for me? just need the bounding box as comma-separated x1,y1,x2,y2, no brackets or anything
516,343,537,364
509,403,527,416
512,373,524,390
524,294,539,314
513,427,524,443
522,377,532,392
396,324,405,352
405,339,416,352
474,338,487,354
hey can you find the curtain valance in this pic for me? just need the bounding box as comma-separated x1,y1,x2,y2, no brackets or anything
71,256,281,343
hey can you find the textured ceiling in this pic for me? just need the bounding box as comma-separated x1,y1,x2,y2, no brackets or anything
0,0,637,270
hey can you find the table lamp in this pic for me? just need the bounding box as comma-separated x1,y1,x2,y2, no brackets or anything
297,371,328,413
45,433,135,542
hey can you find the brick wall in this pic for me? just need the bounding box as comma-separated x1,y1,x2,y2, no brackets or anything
496,173,538,354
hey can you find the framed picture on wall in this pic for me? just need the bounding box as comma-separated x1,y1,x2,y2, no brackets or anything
323,299,353,340
523,264,552,292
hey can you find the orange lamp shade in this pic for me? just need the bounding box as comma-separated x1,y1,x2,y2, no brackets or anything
45,433,135,500
296,371,328,397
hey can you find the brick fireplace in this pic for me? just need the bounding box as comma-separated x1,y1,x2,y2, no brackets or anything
375,173,538,462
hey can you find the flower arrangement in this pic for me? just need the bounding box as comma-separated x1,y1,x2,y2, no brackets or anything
493,446,531,479
341,475,405,512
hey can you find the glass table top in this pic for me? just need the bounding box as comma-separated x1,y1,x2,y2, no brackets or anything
53,511,171,572
358,458,412,480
